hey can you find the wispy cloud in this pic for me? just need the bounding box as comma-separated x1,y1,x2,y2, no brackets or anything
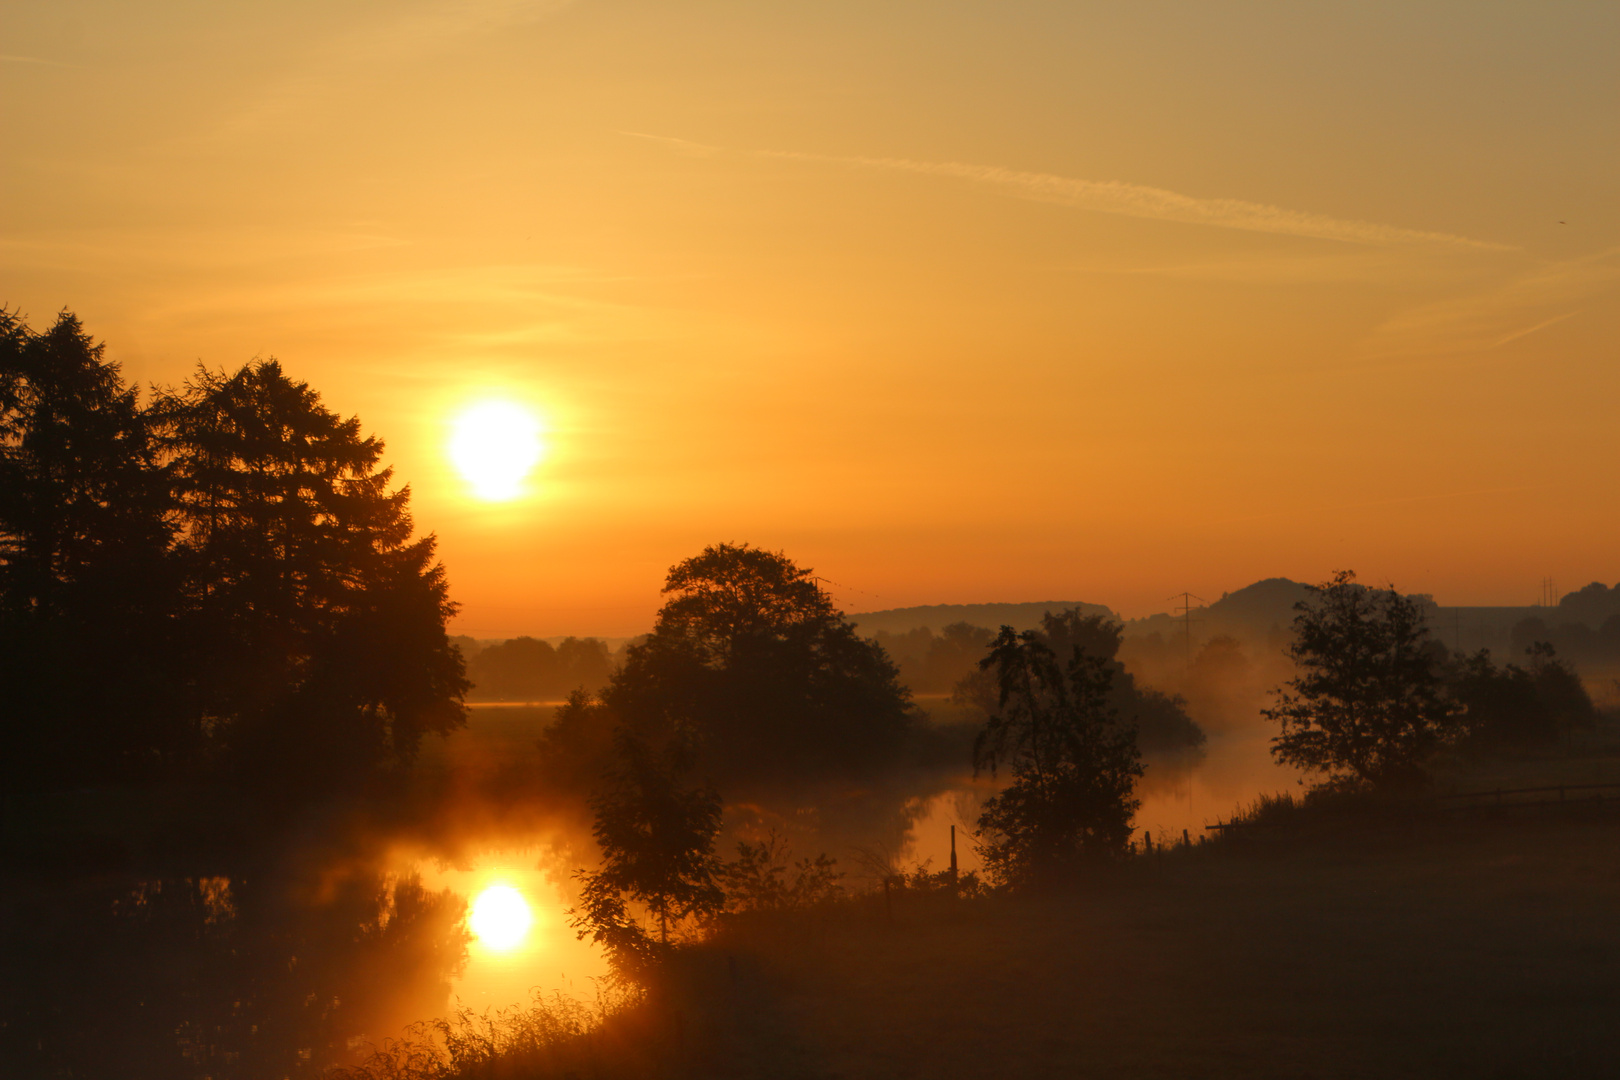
623,132,1512,251
2,54,71,67
774,152,1513,251
1491,310,1582,349
1362,246,1620,358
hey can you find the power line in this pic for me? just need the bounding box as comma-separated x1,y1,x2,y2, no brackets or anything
811,575,886,606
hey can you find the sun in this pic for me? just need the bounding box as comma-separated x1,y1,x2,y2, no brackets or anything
469,884,533,951
449,401,544,501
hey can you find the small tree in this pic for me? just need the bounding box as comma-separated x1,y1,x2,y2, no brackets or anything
571,728,723,977
717,832,844,913
953,609,1204,758
972,627,1142,885
1264,570,1459,789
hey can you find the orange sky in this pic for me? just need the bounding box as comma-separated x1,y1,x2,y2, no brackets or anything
6,1,1617,636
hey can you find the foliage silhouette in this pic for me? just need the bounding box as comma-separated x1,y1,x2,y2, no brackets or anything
465,635,613,700
0,310,185,787
159,359,467,790
330,985,642,1080
1449,642,1596,753
971,626,1143,885
953,609,1203,757
558,543,913,792
571,726,724,976
872,621,995,693
1264,570,1459,790
717,831,844,913
0,311,468,803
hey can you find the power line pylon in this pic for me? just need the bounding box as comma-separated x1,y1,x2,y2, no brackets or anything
1539,576,1558,608
1168,592,1207,668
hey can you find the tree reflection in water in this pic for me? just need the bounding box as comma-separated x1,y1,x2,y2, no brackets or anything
1,865,468,1079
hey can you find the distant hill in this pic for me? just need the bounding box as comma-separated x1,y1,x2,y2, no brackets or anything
1126,578,1310,641
849,601,1116,637
1123,577,1620,661
1206,578,1313,628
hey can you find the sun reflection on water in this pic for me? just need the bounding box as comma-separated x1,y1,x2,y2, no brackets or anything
469,884,533,951
406,852,611,1013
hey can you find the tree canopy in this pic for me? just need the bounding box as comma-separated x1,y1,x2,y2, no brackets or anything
953,609,1204,758
463,635,613,701
598,543,914,789
1450,643,1596,753
0,310,181,784
971,626,1143,885
1264,570,1459,789
570,726,724,975
0,311,467,798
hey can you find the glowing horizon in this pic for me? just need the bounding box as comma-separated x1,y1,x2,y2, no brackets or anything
5,1,1615,638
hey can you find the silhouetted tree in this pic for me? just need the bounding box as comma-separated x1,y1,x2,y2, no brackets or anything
954,609,1203,757
571,727,723,975
972,627,1142,885
1180,635,1257,730
1264,570,1459,789
538,689,619,795
0,310,183,786
1450,642,1596,753
467,635,559,699
717,832,843,913
598,543,913,788
1,320,469,799
157,359,468,790
873,622,997,694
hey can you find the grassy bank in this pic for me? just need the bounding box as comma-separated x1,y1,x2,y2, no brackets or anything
337,796,1620,1079
678,807,1620,1078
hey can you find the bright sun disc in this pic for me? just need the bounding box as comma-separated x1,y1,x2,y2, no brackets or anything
449,401,543,501
469,884,532,951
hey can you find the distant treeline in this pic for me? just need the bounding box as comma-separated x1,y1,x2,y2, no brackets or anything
1512,582,1620,674
870,623,992,695
456,635,616,700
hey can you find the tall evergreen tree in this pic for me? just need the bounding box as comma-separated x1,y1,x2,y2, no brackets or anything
0,311,469,798
157,360,468,789
0,310,180,785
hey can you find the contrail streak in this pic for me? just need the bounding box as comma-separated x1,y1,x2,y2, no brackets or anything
621,132,1512,251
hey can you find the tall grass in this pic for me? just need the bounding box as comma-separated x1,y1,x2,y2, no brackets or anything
328,982,649,1080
